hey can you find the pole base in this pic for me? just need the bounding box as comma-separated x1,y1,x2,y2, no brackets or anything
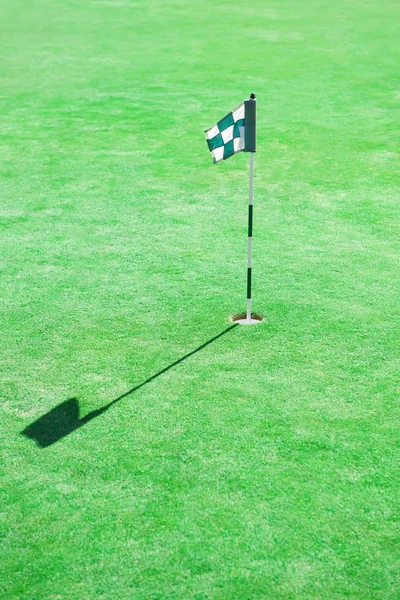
231,313,263,325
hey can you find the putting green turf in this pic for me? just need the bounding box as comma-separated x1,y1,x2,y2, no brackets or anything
1,0,399,597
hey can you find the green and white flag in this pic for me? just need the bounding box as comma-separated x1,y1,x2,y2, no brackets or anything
204,102,245,163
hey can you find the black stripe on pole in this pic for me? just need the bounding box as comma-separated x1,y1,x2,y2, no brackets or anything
244,94,256,153
248,204,253,237
247,268,252,299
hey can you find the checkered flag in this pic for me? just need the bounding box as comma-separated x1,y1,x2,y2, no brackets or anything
204,102,245,163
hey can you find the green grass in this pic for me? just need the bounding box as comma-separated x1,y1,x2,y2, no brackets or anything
1,0,399,598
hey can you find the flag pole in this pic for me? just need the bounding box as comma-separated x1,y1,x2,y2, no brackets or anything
247,151,254,323
245,93,256,323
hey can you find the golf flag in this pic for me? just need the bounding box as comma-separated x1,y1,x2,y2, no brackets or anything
204,96,256,163
204,94,259,324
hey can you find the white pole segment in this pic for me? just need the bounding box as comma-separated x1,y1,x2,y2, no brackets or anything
249,152,255,208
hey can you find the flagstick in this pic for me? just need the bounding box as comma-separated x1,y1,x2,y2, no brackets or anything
246,152,254,323
205,92,260,325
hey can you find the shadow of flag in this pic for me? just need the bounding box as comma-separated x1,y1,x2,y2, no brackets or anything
21,324,239,448
21,398,108,448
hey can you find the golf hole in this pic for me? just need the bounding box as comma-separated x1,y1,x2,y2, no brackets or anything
230,313,263,325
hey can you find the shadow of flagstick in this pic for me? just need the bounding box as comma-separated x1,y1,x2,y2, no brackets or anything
22,324,238,448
